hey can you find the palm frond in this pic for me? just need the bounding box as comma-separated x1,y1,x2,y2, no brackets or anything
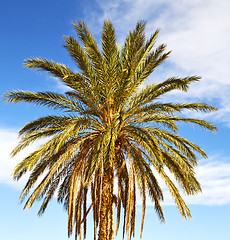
4,90,80,112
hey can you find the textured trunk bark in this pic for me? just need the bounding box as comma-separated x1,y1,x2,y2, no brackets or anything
98,166,114,240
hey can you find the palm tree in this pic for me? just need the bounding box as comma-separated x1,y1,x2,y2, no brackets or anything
4,20,217,240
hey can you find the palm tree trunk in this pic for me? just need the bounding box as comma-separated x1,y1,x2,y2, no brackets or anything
98,166,114,240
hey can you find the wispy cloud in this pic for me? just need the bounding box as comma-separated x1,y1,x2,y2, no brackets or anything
189,157,230,205
0,128,18,186
139,156,230,206
0,127,43,189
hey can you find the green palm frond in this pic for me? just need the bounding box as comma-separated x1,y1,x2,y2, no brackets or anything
131,102,217,116
73,20,103,75
63,36,92,78
18,115,74,135
128,76,201,111
4,90,80,112
24,58,73,78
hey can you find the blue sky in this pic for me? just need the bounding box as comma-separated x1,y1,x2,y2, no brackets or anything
0,0,230,239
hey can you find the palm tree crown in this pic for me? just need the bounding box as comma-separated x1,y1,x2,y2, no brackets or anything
4,20,217,240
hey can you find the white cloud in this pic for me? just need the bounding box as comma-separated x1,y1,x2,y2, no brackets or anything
191,158,230,205
146,156,230,206
0,127,43,189
0,128,18,186
153,0,230,124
